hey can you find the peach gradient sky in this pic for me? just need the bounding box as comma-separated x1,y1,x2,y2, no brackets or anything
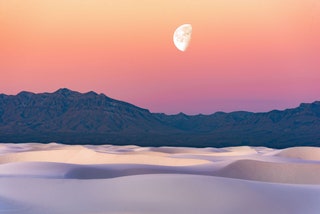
1,0,319,114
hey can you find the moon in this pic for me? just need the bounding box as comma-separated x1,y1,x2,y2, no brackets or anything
173,24,192,52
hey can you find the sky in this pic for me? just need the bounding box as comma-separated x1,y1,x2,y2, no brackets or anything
0,0,319,114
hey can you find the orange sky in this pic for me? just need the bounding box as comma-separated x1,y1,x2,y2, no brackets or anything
1,0,319,114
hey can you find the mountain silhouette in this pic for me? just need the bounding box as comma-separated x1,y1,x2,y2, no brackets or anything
0,88,319,148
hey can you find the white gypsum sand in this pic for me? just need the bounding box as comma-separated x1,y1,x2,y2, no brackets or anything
0,143,320,214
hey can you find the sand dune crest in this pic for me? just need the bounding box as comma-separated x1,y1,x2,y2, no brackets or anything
276,147,320,161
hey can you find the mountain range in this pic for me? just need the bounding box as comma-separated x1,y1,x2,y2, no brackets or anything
0,88,319,148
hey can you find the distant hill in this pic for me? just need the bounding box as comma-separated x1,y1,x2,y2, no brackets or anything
0,88,319,148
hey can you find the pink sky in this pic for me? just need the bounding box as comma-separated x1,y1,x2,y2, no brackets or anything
1,0,319,114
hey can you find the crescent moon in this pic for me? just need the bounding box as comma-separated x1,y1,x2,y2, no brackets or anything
173,24,192,52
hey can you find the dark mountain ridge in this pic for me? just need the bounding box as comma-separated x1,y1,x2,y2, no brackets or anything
0,88,319,148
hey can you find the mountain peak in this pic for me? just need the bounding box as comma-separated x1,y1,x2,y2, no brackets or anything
54,88,101,97
17,91,35,97
299,101,320,108
85,91,98,96
53,88,80,97
54,88,78,96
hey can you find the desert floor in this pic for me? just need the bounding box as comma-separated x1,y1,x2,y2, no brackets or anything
0,143,320,214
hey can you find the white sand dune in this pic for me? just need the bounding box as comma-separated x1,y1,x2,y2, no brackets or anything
0,143,320,214
1,175,320,214
0,162,219,179
214,159,320,184
0,144,209,166
276,147,320,161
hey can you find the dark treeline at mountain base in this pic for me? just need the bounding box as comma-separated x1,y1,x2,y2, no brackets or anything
0,88,320,148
